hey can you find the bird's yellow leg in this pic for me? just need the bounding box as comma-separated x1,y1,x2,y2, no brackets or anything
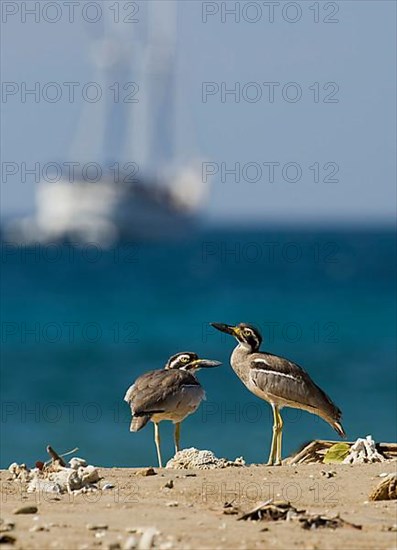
174,422,181,454
267,404,278,465
275,407,283,466
154,423,163,468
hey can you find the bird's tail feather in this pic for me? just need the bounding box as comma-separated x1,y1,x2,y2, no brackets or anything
130,414,151,432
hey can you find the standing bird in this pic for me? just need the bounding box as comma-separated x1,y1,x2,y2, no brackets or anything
124,352,221,467
210,322,345,465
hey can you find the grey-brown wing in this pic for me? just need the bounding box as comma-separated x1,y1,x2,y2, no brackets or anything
124,369,200,416
249,353,341,420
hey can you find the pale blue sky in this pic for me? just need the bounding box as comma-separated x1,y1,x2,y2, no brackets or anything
1,0,396,225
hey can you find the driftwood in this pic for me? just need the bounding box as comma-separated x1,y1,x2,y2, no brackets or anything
287,440,397,465
238,499,362,530
238,500,301,522
299,514,362,530
46,445,67,467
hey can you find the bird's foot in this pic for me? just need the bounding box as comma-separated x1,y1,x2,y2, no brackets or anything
266,459,282,466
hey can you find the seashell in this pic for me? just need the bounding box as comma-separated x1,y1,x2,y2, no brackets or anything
46,468,82,492
123,536,138,550
27,479,62,494
8,462,31,481
78,465,100,484
69,457,88,469
137,528,159,550
369,473,397,501
0,521,15,533
7,451,101,497
8,463,19,474
135,468,156,477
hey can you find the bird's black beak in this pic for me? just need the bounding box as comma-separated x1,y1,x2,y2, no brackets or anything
188,358,222,369
210,323,237,337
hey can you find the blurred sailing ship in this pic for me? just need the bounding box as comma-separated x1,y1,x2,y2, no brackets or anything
6,2,209,244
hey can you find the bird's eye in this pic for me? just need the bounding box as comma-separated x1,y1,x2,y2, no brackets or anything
181,356,189,363
243,330,251,337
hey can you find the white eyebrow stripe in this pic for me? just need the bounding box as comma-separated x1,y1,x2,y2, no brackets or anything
251,368,298,382
169,355,190,368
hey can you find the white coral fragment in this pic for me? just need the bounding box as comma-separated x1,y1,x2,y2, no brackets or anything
166,447,245,469
343,435,385,464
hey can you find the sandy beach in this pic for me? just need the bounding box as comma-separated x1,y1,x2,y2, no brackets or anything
1,461,396,550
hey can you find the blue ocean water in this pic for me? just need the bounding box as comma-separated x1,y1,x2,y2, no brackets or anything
1,228,396,468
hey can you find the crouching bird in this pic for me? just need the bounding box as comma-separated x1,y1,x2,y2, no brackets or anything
124,352,221,467
210,322,345,465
